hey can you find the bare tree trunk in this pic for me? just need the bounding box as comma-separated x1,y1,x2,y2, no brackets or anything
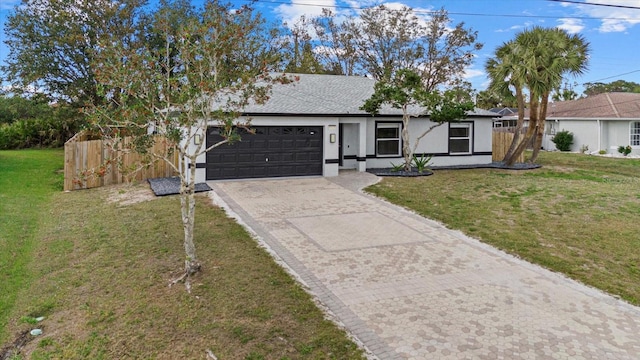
502,86,526,164
505,96,539,166
172,154,201,291
402,114,412,171
529,92,550,163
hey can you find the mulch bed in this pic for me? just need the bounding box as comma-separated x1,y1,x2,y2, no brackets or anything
367,162,541,177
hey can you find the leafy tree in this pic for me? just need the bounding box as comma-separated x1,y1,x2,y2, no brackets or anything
89,0,291,289
310,9,360,76
0,94,51,125
475,89,518,110
358,6,481,87
584,80,640,96
486,27,589,165
2,0,146,107
361,69,474,171
0,94,85,149
283,16,325,74
552,82,579,102
307,6,481,85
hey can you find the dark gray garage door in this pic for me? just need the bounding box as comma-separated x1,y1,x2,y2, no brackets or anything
206,126,323,180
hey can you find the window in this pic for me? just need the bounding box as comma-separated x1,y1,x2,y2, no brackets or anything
449,123,472,154
376,123,402,156
631,122,640,146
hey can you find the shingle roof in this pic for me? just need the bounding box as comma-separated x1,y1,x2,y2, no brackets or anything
489,107,518,116
240,73,496,117
547,92,640,119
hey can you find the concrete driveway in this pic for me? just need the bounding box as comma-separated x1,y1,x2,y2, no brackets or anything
209,171,640,360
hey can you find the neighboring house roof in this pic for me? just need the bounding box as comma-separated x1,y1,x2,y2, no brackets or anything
547,92,640,119
489,107,517,116
239,73,497,117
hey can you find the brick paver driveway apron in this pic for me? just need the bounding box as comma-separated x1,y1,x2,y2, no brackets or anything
209,172,640,360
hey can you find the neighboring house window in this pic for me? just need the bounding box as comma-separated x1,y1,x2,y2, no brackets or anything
631,122,640,146
449,123,473,154
376,123,402,156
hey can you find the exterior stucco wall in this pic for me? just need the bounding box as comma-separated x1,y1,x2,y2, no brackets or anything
364,116,493,169
543,119,639,155
606,121,635,153
195,114,494,182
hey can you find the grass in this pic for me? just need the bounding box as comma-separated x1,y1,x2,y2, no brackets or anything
0,149,64,344
366,151,640,305
1,150,364,359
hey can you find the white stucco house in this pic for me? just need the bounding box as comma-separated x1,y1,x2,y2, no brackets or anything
540,92,640,155
190,73,496,182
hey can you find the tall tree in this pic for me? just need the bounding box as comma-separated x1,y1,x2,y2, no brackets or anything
486,27,589,165
361,69,474,171
486,39,528,163
552,81,579,102
283,16,325,74
583,80,640,96
311,9,360,75
89,0,291,289
2,0,147,107
358,6,481,87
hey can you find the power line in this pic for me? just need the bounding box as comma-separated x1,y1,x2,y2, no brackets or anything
583,69,640,83
548,0,640,10
247,0,640,21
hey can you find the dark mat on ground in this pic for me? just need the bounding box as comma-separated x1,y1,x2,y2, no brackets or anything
148,177,212,196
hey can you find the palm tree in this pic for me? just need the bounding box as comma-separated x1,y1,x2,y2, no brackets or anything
486,27,589,165
486,39,527,164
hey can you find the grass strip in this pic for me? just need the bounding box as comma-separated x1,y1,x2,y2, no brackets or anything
0,149,63,344
366,151,640,305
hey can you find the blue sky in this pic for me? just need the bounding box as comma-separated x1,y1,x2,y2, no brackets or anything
1,0,639,96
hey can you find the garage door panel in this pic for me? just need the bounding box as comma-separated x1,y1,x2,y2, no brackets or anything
251,139,267,148
221,153,237,162
268,140,281,149
237,153,254,163
282,139,295,149
206,126,323,180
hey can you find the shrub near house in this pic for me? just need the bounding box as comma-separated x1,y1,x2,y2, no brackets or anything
552,130,574,151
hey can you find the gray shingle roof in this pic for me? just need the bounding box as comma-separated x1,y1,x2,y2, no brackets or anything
240,73,496,117
547,92,640,119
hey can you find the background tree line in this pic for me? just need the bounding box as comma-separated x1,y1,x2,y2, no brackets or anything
0,0,482,150
0,0,637,151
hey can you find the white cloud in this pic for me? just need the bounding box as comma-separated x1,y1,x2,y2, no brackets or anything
464,68,484,79
276,0,337,26
562,0,640,33
495,22,534,33
557,18,585,34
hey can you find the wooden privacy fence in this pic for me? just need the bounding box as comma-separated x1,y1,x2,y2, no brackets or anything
492,129,525,163
64,131,179,191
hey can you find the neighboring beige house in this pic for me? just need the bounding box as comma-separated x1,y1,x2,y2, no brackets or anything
542,93,640,154
188,73,497,181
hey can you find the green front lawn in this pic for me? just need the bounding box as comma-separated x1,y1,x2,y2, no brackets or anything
366,151,640,304
1,149,364,359
0,149,63,344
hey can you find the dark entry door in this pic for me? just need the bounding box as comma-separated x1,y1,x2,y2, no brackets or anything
206,126,323,180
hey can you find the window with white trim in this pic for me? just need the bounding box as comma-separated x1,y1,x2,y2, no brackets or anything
449,123,473,154
631,122,640,146
376,123,402,156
